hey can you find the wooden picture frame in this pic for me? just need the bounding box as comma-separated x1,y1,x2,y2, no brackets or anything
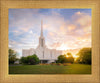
0,0,100,83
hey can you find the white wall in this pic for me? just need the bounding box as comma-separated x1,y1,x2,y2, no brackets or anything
22,47,62,60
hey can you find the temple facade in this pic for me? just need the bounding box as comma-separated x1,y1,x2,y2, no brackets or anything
22,20,62,63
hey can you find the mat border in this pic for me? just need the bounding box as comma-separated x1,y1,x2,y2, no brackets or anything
0,0,100,83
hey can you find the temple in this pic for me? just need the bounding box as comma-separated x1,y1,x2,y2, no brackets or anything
22,20,62,63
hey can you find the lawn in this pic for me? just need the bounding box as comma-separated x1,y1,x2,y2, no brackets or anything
9,64,91,74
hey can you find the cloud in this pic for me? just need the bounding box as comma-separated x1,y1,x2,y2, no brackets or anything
72,11,91,31
9,9,91,57
48,42,61,49
45,11,91,50
72,11,91,24
68,24,76,31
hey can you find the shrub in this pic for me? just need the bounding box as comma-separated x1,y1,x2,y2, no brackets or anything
50,63,56,65
56,63,62,66
63,63,68,66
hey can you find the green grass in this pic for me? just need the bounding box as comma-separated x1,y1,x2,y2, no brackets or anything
9,64,91,74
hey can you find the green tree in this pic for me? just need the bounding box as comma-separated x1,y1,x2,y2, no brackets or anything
20,54,40,65
27,54,40,65
57,55,67,63
20,57,28,64
66,53,74,63
9,49,17,64
57,53,74,63
77,47,91,64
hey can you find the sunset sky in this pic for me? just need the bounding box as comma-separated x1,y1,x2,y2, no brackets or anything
9,9,91,57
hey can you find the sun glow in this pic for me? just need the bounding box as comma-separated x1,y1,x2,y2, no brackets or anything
73,55,79,58
73,55,79,61
65,54,79,59
66,55,69,57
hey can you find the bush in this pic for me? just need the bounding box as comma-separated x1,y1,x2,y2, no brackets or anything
63,63,68,66
50,63,56,65
56,63,62,66
63,63,71,66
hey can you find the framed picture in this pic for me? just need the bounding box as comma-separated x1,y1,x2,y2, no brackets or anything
0,0,100,83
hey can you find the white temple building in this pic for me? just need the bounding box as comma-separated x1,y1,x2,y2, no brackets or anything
22,20,62,63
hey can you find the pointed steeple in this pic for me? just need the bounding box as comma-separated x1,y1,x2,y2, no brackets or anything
41,20,43,37
39,20,45,47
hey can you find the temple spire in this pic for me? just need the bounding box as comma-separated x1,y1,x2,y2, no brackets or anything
41,20,43,37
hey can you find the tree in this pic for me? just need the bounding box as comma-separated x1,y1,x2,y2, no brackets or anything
66,53,74,63
57,55,67,63
67,53,72,57
20,57,28,64
57,53,74,63
20,54,40,65
27,54,40,65
77,47,91,64
9,49,17,64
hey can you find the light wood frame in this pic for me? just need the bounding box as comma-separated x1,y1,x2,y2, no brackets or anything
0,0,100,83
